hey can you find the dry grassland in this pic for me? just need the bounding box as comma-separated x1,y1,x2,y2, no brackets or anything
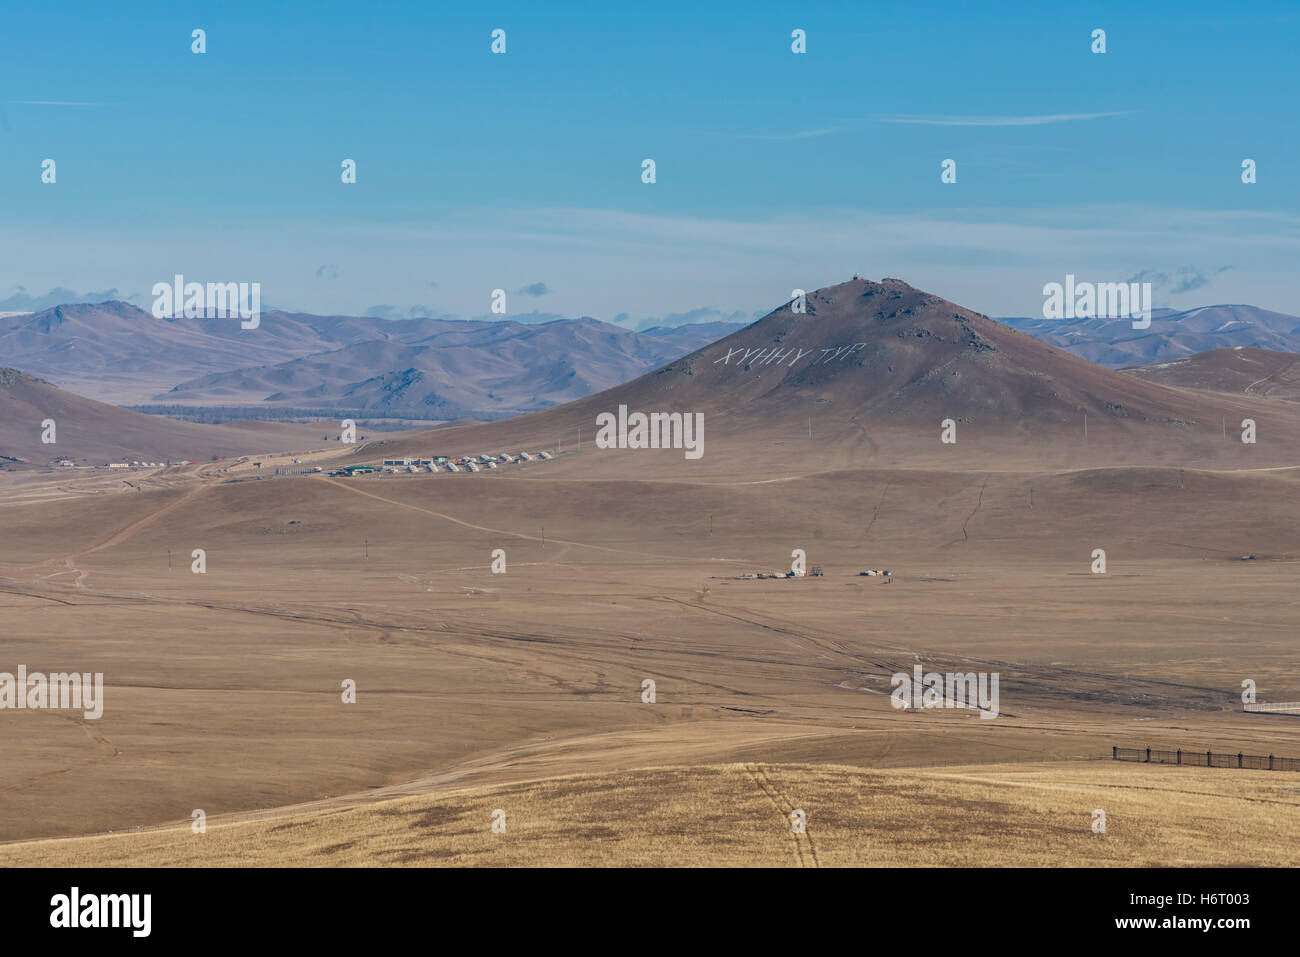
4,761,1297,867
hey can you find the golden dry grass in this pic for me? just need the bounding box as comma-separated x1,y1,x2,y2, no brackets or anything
5,760,1298,867
3,456,1299,864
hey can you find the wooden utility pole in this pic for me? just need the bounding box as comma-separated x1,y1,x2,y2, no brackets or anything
168,549,172,569
1083,411,1088,440
709,514,712,537
364,538,368,558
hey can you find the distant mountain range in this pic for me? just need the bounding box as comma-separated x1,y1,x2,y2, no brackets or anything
0,302,746,416
8,282,1300,469
996,304,1300,368
155,318,746,419
5,298,1300,422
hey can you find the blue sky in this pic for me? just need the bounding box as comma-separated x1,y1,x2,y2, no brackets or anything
1,0,1297,323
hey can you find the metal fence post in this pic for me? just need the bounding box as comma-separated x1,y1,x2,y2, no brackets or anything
1177,749,1181,765
1238,752,1243,768
1270,754,1275,771
1146,747,1151,763
1207,750,1212,766
1112,746,1117,761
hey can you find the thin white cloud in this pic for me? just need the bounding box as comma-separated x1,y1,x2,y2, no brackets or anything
873,111,1135,127
5,202,1295,322
8,100,118,107
733,126,846,141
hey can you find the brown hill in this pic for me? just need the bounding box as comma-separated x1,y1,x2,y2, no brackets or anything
1122,347,1300,400
354,278,1300,472
0,368,324,465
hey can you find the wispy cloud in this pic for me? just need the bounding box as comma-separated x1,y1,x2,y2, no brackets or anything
1127,265,1234,296
873,111,1135,127
5,204,1294,323
8,100,119,107
733,126,846,141
0,286,123,311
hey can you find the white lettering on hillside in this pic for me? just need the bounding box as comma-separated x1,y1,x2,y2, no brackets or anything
712,342,864,370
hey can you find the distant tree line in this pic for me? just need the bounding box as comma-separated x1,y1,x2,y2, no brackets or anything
126,405,452,429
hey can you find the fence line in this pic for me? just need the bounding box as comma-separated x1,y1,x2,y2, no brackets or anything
1114,746,1300,772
